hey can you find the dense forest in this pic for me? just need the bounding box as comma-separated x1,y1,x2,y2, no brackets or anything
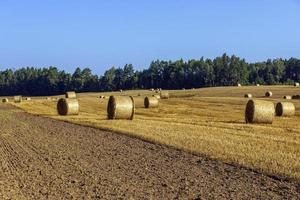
0,54,300,96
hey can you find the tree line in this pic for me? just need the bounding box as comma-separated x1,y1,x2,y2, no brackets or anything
0,53,299,96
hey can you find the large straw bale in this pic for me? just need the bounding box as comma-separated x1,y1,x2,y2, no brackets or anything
244,94,252,98
160,91,169,99
245,100,274,124
265,91,273,97
2,98,9,103
275,102,295,117
14,96,22,103
144,96,159,108
57,98,79,115
237,83,242,87
65,91,76,99
294,82,299,87
283,95,292,100
107,96,134,120
25,97,31,101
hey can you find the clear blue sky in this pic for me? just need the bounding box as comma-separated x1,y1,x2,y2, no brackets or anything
0,0,299,74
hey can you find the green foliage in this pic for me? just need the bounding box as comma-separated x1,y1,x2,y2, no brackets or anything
0,55,299,96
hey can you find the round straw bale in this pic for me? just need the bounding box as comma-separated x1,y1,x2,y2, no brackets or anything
275,102,295,117
57,98,79,115
294,82,299,87
153,94,161,99
107,96,134,120
99,95,106,99
144,96,159,108
237,83,242,87
14,96,22,103
25,97,31,101
256,84,260,86
119,89,123,92
160,91,169,99
2,98,9,103
132,97,145,108
149,88,154,91
265,91,272,97
182,88,186,90
46,97,51,100
244,94,252,98
283,95,292,100
65,91,76,99
245,100,274,124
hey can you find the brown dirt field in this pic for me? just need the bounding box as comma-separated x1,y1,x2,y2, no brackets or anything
0,104,299,199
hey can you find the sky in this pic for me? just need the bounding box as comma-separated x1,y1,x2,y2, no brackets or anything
0,0,299,74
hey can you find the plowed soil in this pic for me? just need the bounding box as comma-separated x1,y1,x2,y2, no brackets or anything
0,104,299,199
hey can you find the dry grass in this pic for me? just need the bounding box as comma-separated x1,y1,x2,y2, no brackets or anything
10,86,300,180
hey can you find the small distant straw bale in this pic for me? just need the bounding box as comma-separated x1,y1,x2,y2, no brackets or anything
275,102,295,117
244,94,252,98
57,98,79,115
144,96,159,108
2,98,9,103
283,95,292,100
294,82,299,87
265,91,272,97
65,91,76,99
107,96,134,120
245,100,274,124
14,96,22,103
160,91,169,99
155,88,162,93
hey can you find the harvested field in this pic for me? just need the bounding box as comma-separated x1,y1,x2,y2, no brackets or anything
0,104,299,199
13,86,300,180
